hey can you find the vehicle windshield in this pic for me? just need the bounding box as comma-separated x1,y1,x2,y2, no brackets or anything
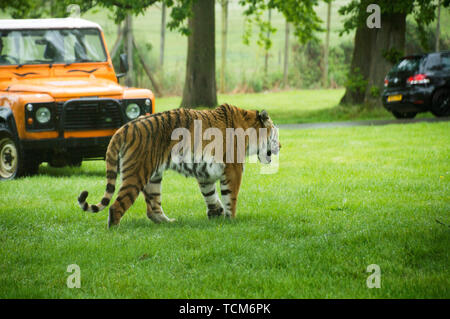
388,57,423,75
0,28,107,66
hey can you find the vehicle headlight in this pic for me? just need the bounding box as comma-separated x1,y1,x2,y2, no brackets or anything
36,107,51,124
126,103,141,119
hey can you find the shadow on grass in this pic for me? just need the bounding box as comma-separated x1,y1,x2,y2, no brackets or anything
33,165,105,178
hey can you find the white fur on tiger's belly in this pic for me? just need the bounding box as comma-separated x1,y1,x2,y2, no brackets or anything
168,159,225,181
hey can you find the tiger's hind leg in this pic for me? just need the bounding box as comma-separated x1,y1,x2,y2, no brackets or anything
108,175,143,227
198,180,224,219
142,174,175,224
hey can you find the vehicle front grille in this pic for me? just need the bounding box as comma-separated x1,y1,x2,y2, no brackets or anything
57,99,124,131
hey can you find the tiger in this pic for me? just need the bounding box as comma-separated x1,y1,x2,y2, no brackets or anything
77,103,281,227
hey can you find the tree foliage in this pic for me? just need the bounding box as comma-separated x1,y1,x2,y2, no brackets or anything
338,0,450,39
0,0,194,35
1,0,325,46
240,0,323,50
0,0,94,18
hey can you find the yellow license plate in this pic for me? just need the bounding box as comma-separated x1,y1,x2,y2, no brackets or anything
387,94,402,102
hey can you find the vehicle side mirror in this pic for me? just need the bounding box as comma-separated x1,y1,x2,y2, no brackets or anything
119,53,129,73
116,53,129,80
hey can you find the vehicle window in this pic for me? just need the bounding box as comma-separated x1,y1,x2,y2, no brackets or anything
0,28,106,65
388,57,422,75
425,54,442,71
83,31,106,61
441,53,450,71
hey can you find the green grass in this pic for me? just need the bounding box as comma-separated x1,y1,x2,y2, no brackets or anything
1,121,449,298
156,89,436,124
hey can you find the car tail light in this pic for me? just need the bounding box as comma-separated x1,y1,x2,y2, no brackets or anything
407,73,430,85
384,77,389,87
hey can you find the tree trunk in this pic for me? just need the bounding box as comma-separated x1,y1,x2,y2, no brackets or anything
220,0,228,93
110,22,123,60
132,37,162,96
181,0,217,108
160,3,166,68
364,12,406,106
264,9,272,75
323,1,331,88
340,24,376,105
283,20,290,87
125,14,133,87
436,0,441,52
341,7,406,107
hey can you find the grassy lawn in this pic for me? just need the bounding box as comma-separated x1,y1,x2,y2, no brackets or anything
1,121,449,298
156,89,436,124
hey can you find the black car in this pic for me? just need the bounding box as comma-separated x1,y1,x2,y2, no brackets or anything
382,51,450,119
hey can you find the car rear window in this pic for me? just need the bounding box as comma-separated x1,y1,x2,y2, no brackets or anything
441,53,450,71
388,57,423,75
425,54,442,71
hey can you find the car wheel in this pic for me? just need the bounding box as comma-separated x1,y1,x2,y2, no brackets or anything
0,137,19,180
392,111,417,119
431,88,450,117
0,137,40,180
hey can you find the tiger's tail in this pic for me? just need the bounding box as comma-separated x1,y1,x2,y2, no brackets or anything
77,131,122,213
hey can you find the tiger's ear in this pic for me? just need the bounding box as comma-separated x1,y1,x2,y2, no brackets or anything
258,109,270,125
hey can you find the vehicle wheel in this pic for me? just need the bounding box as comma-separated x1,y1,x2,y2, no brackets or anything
0,137,19,180
392,111,417,119
431,88,450,117
0,137,40,180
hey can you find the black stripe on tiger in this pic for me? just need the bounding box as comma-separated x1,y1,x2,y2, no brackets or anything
106,170,117,180
106,183,115,193
78,191,88,204
221,189,232,196
202,190,216,197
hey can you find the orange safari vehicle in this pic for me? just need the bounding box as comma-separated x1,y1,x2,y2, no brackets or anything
0,18,155,179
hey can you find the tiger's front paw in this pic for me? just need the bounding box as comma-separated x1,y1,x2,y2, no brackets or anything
207,206,224,219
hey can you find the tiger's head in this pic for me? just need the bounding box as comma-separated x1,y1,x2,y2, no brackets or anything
222,105,281,164
255,110,281,164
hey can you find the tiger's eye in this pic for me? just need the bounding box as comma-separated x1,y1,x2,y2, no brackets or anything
267,150,272,156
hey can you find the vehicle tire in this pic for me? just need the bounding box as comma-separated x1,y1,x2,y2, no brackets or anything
0,136,20,180
392,111,417,119
431,88,450,117
0,136,40,180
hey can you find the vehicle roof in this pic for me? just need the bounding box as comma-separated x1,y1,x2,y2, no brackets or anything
0,18,102,31
401,51,450,60
400,54,426,60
